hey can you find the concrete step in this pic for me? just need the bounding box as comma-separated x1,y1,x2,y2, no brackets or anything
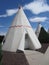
24,50,43,65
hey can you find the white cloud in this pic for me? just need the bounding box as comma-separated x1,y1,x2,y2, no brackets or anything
29,17,48,22
0,25,4,27
0,0,49,17
0,15,7,17
0,32,6,35
24,0,49,14
6,9,18,16
0,9,18,17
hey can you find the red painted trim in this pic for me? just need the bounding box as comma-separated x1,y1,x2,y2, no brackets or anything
10,25,31,28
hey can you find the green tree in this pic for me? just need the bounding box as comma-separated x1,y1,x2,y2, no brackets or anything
38,27,49,43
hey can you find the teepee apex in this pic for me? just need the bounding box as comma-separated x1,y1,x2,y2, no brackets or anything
19,6,22,9
36,23,42,37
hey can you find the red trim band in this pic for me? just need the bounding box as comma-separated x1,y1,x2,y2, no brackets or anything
10,25,31,28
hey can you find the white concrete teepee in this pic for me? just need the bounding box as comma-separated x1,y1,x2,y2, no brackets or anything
2,6,41,52
36,23,42,37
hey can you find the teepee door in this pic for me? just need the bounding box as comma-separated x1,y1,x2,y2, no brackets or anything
25,33,34,50
25,34,29,49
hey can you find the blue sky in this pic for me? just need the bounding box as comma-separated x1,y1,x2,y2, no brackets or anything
0,0,49,35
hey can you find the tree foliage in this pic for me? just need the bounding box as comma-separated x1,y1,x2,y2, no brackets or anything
0,35,4,65
38,27,49,43
0,36,4,43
